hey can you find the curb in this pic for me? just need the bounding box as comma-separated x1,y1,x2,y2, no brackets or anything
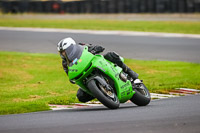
49,88,200,110
170,88,200,95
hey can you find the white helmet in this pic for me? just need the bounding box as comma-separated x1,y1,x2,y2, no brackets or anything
57,37,76,52
57,37,83,64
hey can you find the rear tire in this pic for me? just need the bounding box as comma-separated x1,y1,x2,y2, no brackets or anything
87,79,119,109
130,83,151,106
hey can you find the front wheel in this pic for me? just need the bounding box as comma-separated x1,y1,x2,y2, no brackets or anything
87,79,119,109
130,83,151,106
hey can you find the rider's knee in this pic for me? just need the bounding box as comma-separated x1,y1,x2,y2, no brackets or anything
104,52,123,67
76,88,95,103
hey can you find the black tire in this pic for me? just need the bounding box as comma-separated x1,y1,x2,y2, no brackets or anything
130,83,151,106
87,79,120,109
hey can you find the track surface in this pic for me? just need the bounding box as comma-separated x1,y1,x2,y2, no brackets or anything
0,29,200,62
0,95,200,133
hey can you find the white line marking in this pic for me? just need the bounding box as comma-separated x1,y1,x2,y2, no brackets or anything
1,27,200,38
178,88,200,92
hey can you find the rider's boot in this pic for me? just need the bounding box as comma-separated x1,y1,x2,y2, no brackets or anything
121,63,139,80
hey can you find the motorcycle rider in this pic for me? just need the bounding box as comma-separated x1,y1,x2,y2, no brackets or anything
57,37,139,103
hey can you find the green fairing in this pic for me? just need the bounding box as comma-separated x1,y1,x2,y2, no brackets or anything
68,46,135,103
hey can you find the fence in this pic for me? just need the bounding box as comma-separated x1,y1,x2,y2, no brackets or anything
1,0,200,13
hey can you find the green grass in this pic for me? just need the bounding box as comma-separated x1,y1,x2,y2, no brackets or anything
0,52,79,115
0,18,200,34
0,51,200,115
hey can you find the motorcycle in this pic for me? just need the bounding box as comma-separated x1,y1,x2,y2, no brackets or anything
68,45,151,109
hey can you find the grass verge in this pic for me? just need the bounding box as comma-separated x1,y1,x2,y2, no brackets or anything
0,17,200,34
0,51,200,115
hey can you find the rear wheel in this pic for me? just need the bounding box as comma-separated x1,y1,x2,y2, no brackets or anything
130,83,151,106
87,79,119,109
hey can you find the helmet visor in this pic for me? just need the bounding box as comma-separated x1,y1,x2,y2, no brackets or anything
62,44,83,64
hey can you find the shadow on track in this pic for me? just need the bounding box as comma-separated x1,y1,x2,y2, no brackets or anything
53,103,154,113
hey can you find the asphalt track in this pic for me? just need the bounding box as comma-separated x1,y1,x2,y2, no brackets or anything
0,29,200,62
0,95,200,133
0,29,200,133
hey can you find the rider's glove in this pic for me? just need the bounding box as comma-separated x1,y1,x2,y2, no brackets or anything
89,45,105,54
79,43,105,54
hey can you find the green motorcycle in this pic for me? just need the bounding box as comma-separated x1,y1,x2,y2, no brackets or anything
68,46,151,109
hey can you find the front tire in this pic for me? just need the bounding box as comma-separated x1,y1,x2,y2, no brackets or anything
87,79,119,109
130,83,151,106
